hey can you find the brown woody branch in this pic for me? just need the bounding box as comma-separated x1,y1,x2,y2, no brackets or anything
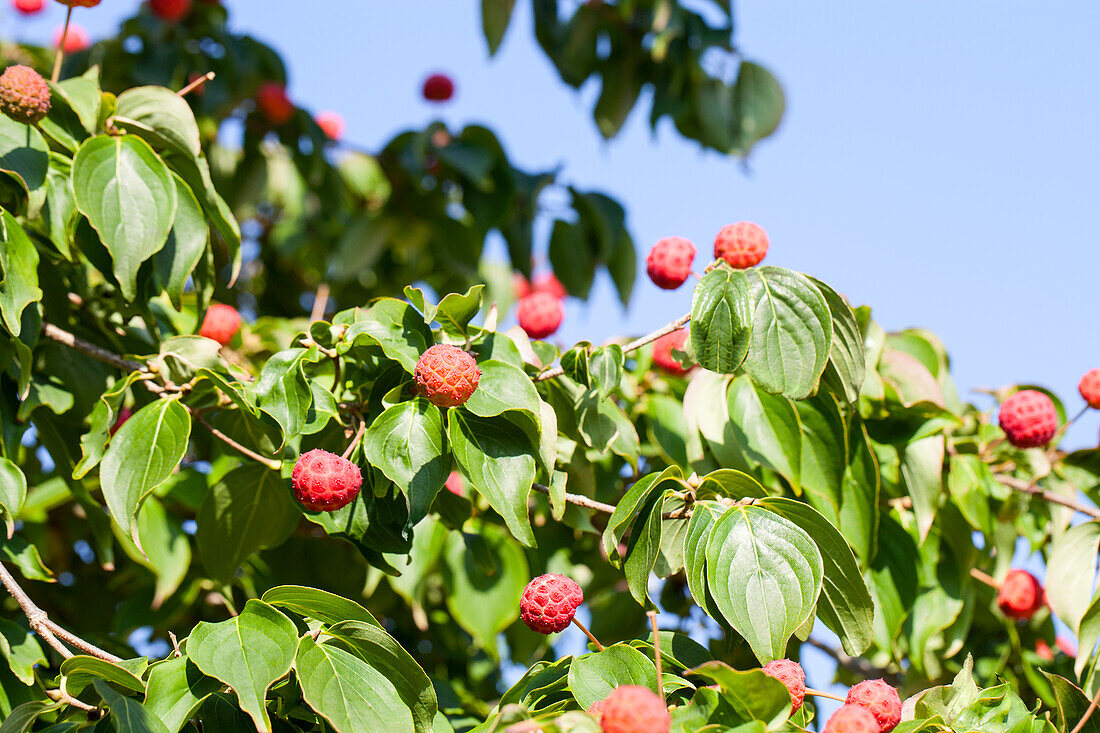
41,322,144,373
190,410,282,471
804,636,901,686
996,475,1100,520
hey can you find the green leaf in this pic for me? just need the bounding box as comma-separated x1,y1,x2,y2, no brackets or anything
548,219,596,299
442,522,527,652
742,267,832,399
261,585,381,627
114,496,191,608
114,86,202,159
589,345,624,399
594,55,641,139
61,656,145,695
0,534,54,581
726,376,802,489
811,277,865,404
0,116,49,217
56,68,100,134
0,619,44,686
100,397,191,545
482,0,516,55
0,458,26,539
187,600,298,733
756,497,874,655
463,359,542,423
567,644,657,709
74,371,143,480
342,298,433,374
685,662,792,728
325,620,437,733
900,435,944,543
195,692,253,733
72,135,177,301
0,211,41,337
196,465,300,584
435,285,484,339
601,468,678,566
0,701,61,733
363,398,448,525
154,175,207,310
93,679,168,733
704,505,823,663
690,268,753,373
143,656,221,733
448,410,536,546
1041,673,1100,733
1047,521,1100,634
254,348,312,445
731,61,785,156
295,636,415,733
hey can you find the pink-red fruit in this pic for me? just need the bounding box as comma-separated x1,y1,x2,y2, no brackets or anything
444,471,465,497
149,0,190,21
292,449,362,512
998,389,1058,449
414,345,481,408
517,292,564,340
652,330,691,376
762,659,806,713
597,685,670,733
713,221,769,269
109,407,132,436
422,73,454,102
824,704,880,733
315,111,344,141
1079,369,1100,409
13,0,44,15
199,303,241,346
520,574,583,634
845,679,901,732
997,568,1045,620
646,236,696,290
256,82,295,125
532,273,568,300
0,65,51,124
54,24,89,53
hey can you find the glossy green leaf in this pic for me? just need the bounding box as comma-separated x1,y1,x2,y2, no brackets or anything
442,522,527,652
262,585,380,627
811,276,865,404
567,644,657,709
93,679,168,733
435,285,484,339
114,86,202,159
0,619,44,686
726,376,802,489
686,662,792,728
187,600,298,732
154,175,207,310
705,505,823,663
114,496,191,608
254,348,312,445
61,656,145,695
900,435,945,543
690,268,753,374
0,211,41,337
363,398,447,525
72,135,177,301
1047,521,1100,634
342,298,433,374
0,458,26,539
0,701,61,733
73,371,143,480
0,116,49,216
143,656,221,733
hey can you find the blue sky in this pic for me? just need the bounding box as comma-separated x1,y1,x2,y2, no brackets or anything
9,0,1099,719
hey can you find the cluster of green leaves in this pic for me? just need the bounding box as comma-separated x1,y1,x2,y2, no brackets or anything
483,0,785,153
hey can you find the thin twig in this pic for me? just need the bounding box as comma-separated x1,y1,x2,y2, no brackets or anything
572,617,604,652
341,419,367,460
46,688,98,712
805,687,846,702
648,610,664,703
969,567,1000,590
177,71,214,97
191,410,282,471
310,283,331,322
996,475,1100,520
534,313,691,382
51,6,73,83
531,482,617,515
1070,685,1100,733
804,637,900,686
42,322,144,372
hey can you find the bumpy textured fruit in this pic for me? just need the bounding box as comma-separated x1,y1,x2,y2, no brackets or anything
652,330,691,376
598,686,670,733
520,574,583,634
444,471,465,497
713,221,769,269
517,292,564,340
846,679,901,732
422,73,454,102
824,704,880,733
291,449,362,512
998,389,1058,448
1080,368,1100,409
414,345,480,408
646,236,696,290
0,65,51,124
199,303,241,345
55,0,100,6
149,0,190,21
532,273,568,300
997,568,1045,620
13,0,45,15
512,273,532,299
315,111,344,141
762,659,806,713
53,24,89,53
256,82,295,125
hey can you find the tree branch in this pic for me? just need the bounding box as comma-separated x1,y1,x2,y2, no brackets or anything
531,482,617,515
191,410,282,471
804,637,901,685
1071,684,1100,733
534,313,691,382
0,561,120,662
996,475,1100,520
41,322,145,372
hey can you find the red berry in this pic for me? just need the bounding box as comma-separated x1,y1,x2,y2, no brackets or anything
13,0,44,15
414,345,481,408
762,659,806,713
149,0,190,21
1080,369,1100,409
255,82,295,126
652,330,691,376
291,449,362,512
512,273,531,299
422,73,454,102
824,704,880,733
199,303,241,346
315,111,344,141
1057,636,1078,657
713,221,769,269
109,407,132,437
998,389,1058,449
520,574,583,634
53,24,89,53
1035,639,1053,661
532,273,568,300
597,686,670,733
444,471,464,497
646,236,696,290
517,292,563,340
997,569,1045,620
0,65,51,125
845,679,901,732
